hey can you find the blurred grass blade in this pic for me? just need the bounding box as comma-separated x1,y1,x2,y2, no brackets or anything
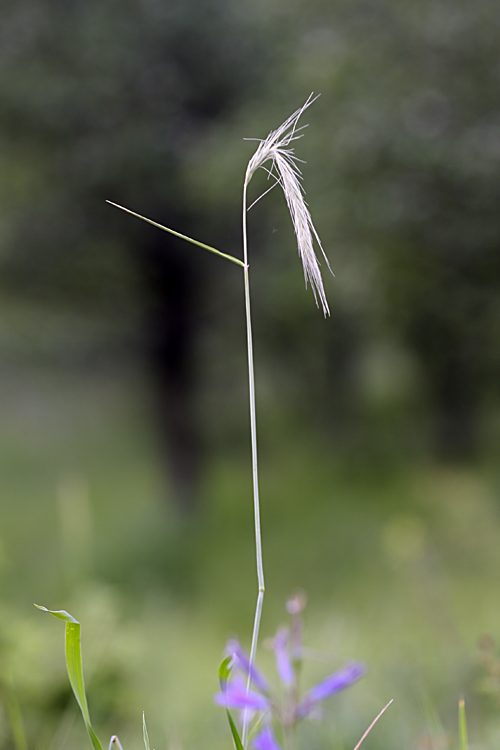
35,605,103,750
219,656,232,689
247,712,264,743
6,689,28,750
416,682,445,742
226,710,244,750
459,696,468,750
106,201,245,267
143,712,151,750
109,737,124,750
217,659,243,750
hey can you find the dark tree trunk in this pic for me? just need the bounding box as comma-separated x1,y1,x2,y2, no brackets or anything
138,225,203,513
431,348,480,461
411,313,483,462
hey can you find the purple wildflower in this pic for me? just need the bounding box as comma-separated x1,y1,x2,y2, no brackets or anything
272,628,294,686
295,663,365,719
214,676,270,712
253,726,282,750
285,593,306,616
215,599,365,741
226,639,269,693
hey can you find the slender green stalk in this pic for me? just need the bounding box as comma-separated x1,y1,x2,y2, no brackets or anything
239,102,331,726
352,699,393,750
242,181,265,749
106,199,266,747
459,696,468,750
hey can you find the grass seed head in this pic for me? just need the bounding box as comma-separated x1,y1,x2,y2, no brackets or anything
245,94,332,316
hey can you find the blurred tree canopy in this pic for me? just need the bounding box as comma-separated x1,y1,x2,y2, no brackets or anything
241,0,500,458
310,0,500,458
0,0,279,508
1,0,500,504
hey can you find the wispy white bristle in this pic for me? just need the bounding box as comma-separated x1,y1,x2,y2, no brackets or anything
245,94,332,316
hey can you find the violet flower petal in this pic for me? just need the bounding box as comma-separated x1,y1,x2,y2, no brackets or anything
253,726,282,750
295,663,365,718
214,677,270,712
226,639,269,693
272,628,294,685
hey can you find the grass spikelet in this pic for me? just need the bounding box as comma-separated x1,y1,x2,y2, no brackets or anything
244,93,332,316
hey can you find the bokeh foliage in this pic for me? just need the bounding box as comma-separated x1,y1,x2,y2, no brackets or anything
2,0,500,748
2,0,500,451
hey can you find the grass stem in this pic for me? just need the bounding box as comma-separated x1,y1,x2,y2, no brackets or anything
242,181,265,748
107,99,326,750
352,699,393,750
459,696,468,750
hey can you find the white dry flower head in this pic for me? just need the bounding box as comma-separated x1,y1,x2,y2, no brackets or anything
244,93,333,316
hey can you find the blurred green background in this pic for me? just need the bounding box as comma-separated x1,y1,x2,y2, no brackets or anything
2,0,500,748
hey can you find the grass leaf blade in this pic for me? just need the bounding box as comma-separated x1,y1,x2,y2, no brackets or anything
35,605,103,750
226,710,244,750
106,201,245,267
218,656,232,689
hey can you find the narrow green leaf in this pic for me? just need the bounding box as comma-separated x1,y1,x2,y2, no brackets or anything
143,712,151,750
415,682,445,742
218,659,244,750
35,605,103,750
247,712,264,744
218,656,232,689
106,201,245,267
34,605,78,623
459,696,468,750
226,710,244,750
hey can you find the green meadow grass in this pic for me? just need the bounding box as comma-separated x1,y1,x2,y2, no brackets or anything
2,365,500,749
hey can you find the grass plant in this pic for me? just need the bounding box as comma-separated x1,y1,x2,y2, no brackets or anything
41,95,372,750
107,95,333,750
